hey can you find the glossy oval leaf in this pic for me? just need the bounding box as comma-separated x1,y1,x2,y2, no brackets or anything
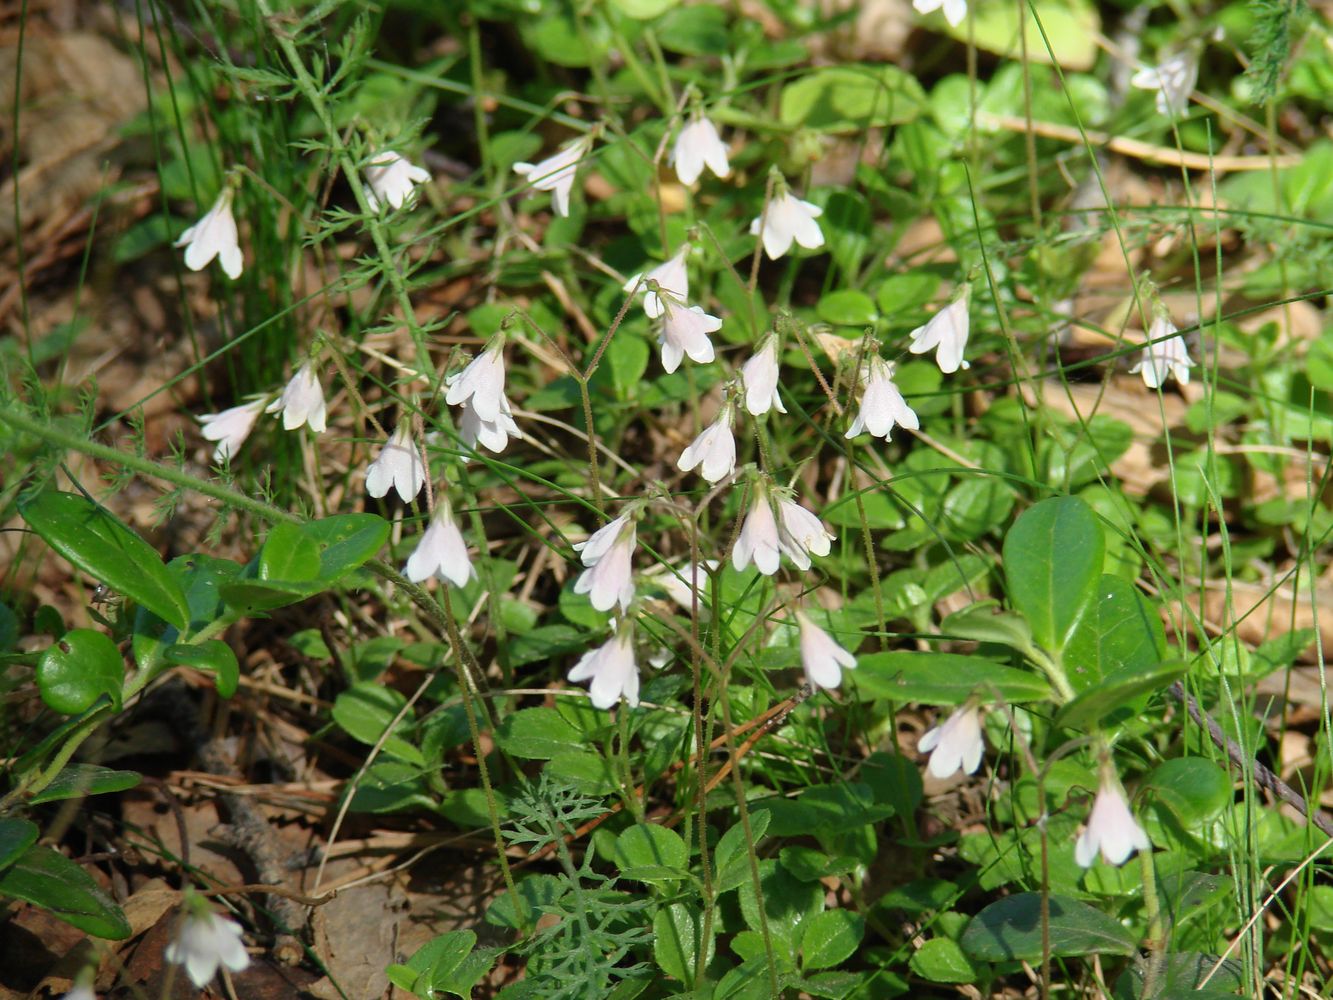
259,522,321,582
780,65,925,132
615,824,689,882
654,902,710,982
943,0,1100,69
164,640,240,697
1064,574,1167,695
1055,661,1187,732
961,892,1136,961
496,707,580,760
800,909,864,972
304,514,390,585
0,818,39,870
21,491,189,630
0,844,131,939
1002,496,1104,656
36,629,124,715
331,684,423,766
855,651,1051,705
1146,757,1233,827
27,765,142,806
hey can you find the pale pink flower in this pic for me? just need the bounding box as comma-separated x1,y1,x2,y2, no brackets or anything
199,398,266,463
658,299,720,374
363,150,431,211
1075,774,1152,867
846,356,918,440
164,909,250,988
750,189,824,260
176,189,242,279
908,296,970,374
776,496,835,571
568,628,639,709
365,420,426,502
795,610,857,691
733,484,782,576
671,116,730,186
740,334,785,416
918,704,985,778
405,498,475,587
678,404,736,484
573,514,637,613
267,361,326,433
513,133,594,218
1130,315,1194,388
624,246,689,320
446,341,509,423
914,0,967,26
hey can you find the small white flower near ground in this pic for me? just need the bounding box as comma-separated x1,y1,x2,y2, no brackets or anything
795,610,857,691
267,361,326,433
624,246,690,320
363,150,431,211
913,0,968,27
733,484,782,576
513,133,594,218
1075,774,1152,867
908,296,971,374
458,396,522,455
740,334,786,416
446,341,510,424
61,981,96,1000
846,356,919,440
671,116,731,186
365,420,426,502
405,498,475,588
678,404,737,484
750,189,825,260
573,514,638,613
164,909,250,988
918,704,985,778
175,189,243,279
658,299,720,374
776,496,835,571
199,398,266,464
1131,52,1198,118
568,628,640,709
1130,315,1194,388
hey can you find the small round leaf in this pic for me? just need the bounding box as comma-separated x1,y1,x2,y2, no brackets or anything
36,629,123,715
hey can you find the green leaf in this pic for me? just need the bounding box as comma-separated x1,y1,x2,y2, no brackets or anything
21,491,190,630
961,892,1136,962
496,707,580,760
856,651,1051,704
331,684,423,765
615,824,689,882
715,809,771,893
941,601,1034,650
656,5,729,56
910,937,979,983
0,818,39,870
780,65,925,132
1002,496,1104,656
739,859,824,953
815,289,876,327
1055,661,1187,732
607,331,650,401
941,0,1100,69
654,902,711,982
0,845,131,939
218,578,315,615
163,640,240,697
1145,758,1233,826
609,0,675,18
303,514,390,585
390,929,478,997
1063,575,1167,694
36,629,124,714
545,750,618,795
259,522,322,582
757,782,893,837
800,909,864,972
28,765,142,806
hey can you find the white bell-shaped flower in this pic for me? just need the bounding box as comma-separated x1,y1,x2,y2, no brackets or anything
1075,774,1152,867
405,497,475,588
846,356,919,440
175,189,243,279
457,395,521,455
1130,315,1194,388
573,514,637,613
1131,52,1198,118
908,296,971,374
446,341,509,423
164,908,250,988
671,116,731,186
645,560,717,612
776,495,835,571
740,334,786,416
795,610,857,691
513,133,594,218
913,0,967,27
750,189,824,260
568,627,639,709
266,361,326,433
365,420,426,502
658,298,720,374
678,404,736,484
364,150,431,211
733,483,782,576
917,704,985,778
624,246,689,320
199,398,266,463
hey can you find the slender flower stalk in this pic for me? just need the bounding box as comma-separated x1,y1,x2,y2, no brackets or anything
750,186,825,260
568,626,640,709
513,133,595,217
845,356,918,440
908,294,971,374
267,361,327,433
199,398,266,463
677,403,736,484
624,246,689,320
573,513,638,613
365,420,426,502
740,334,786,416
1075,771,1152,867
917,703,985,778
795,610,857,691
176,188,243,279
405,496,475,587
164,907,250,988
1131,315,1194,388
363,150,432,211
671,116,731,186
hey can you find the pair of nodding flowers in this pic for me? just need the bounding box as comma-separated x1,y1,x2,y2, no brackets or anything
198,358,328,464
918,704,1151,868
176,151,431,280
